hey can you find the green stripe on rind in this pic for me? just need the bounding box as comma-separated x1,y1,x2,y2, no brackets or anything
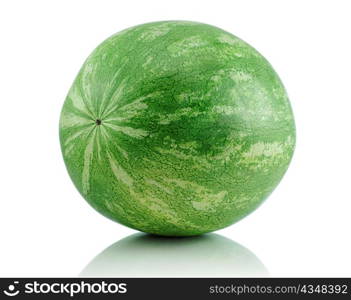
59,21,296,236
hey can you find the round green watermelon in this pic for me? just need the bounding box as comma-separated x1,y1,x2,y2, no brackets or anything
59,21,295,236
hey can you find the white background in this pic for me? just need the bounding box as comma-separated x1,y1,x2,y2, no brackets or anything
1,0,350,277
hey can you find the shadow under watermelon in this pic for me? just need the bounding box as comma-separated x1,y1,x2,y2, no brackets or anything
79,233,268,277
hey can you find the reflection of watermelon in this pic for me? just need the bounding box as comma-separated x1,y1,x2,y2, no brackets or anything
59,21,295,236
80,233,268,277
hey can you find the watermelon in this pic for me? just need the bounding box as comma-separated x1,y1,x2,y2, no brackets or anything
59,21,295,236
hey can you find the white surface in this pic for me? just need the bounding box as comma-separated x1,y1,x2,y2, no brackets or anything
0,0,350,277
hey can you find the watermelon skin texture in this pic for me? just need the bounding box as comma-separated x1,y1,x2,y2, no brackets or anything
59,21,296,236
